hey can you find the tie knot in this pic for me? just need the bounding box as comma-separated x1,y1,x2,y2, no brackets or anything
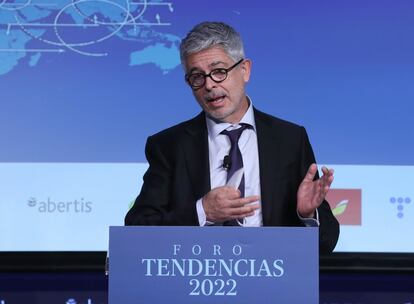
221,124,250,145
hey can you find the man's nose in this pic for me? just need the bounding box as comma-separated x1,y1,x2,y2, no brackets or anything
204,75,216,91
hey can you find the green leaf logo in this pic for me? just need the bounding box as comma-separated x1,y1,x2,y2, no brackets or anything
332,199,349,216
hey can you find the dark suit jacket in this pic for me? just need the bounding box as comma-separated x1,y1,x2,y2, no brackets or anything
125,108,339,253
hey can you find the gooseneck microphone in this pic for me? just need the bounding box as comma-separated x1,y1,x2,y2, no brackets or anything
223,155,232,170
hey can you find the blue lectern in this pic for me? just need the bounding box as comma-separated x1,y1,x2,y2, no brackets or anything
109,226,318,304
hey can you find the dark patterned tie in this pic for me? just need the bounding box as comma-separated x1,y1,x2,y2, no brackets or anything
221,124,249,225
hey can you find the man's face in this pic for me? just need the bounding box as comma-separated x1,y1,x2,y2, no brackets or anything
184,47,251,124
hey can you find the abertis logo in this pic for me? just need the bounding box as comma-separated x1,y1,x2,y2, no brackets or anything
27,197,92,213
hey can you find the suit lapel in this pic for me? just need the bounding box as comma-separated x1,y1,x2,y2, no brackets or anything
254,109,283,226
181,109,285,224
182,113,211,199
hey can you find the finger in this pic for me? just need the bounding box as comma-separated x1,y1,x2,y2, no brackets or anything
303,163,318,182
226,188,242,200
321,166,330,176
228,203,260,217
326,174,334,187
322,166,335,179
321,168,334,184
316,184,331,205
228,195,260,208
320,172,334,189
217,187,241,200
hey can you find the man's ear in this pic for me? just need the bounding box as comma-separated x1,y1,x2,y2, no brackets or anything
241,59,252,82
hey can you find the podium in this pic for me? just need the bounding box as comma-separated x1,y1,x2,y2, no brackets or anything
108,226,319,304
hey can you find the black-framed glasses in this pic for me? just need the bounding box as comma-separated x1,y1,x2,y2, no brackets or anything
185,58,244,89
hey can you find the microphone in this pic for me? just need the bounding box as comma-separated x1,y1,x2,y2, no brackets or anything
223,155,231,170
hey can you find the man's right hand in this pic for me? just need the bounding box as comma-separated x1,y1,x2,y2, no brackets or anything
202,186,260,223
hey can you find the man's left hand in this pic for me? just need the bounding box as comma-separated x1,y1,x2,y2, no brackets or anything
297,163,334,218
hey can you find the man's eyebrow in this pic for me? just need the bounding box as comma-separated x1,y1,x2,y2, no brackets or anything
187,61,228,74
210,60,227,67
187,67,202,74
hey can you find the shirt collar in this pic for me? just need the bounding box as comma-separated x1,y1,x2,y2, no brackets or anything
205,96,256,139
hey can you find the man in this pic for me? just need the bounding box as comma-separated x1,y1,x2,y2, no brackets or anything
125,21,339,253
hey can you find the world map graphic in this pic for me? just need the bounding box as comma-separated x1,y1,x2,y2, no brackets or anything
0,0,180,76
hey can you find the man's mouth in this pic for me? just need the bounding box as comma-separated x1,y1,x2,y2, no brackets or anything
206,95,226,105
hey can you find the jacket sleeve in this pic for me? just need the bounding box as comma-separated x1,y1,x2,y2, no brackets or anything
299,127,340,254
124,135,198,226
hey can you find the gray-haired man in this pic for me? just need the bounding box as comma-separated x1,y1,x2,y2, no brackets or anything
125,21,339,253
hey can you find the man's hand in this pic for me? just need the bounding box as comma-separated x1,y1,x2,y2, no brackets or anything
297,163,334,218
202,186,260,223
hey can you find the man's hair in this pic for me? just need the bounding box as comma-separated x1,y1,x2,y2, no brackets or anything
179,21,245,65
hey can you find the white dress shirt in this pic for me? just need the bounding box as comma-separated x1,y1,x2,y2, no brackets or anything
196,101,262,226
196,99,319,227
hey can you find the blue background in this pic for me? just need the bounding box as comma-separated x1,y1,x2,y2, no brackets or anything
1,0,414,254
1,0,413,164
